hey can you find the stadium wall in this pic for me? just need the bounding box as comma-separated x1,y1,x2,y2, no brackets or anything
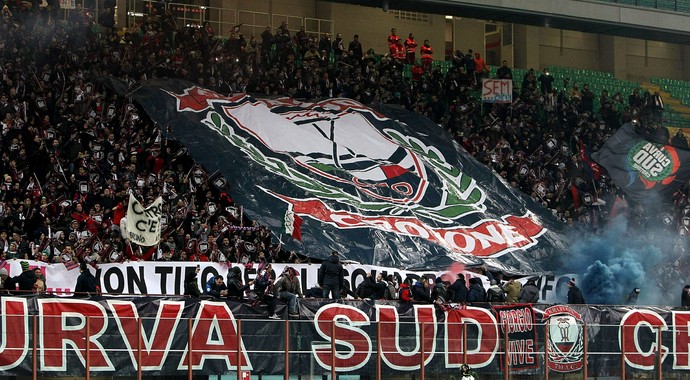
316,2,448,60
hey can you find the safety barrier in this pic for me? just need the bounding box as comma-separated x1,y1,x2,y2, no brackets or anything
0,295,684,379
598,0,690,14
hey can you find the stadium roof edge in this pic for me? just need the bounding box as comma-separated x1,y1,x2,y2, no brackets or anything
327,0,690,45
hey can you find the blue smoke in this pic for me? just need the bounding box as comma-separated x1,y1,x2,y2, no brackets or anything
566,216,671,305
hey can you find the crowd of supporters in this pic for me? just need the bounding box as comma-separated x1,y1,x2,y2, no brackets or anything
0,2,687,275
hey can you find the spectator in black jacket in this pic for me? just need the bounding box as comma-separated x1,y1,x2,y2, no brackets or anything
412,277,432,303
74,261,98,296
431,277,448,303
318,250,344,299
260,26,274,64
5,261,36,294
566,278,586,304
184,265,201,298
348,34,363,61
519,278,540,303
356,274,375,299
467,277,487,303
255,261,279,319
448,274,468,303
366,273,388,300
227,266,253,300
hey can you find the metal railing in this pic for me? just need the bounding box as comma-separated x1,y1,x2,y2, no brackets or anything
0,314,676,379
596,0,690,14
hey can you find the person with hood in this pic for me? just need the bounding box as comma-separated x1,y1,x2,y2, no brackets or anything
318,250,344,299
626,287,640,305
73,261,98,297
384,275,398,300
519,278,540,303
567,278,586,304
227,266,254,300
467,277,486,303
486,280,506,303
503,278,523,303
184,265,201,298
431,277,448,304
204,275,228,298
275,267,303,317
448,274,468,303
398,279,413,302
356,273,376,299
412,277,432,303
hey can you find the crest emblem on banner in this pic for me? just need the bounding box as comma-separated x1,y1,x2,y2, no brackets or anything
543,305,585,372
133,80,572,270
168,89,547,258
625,141,679,189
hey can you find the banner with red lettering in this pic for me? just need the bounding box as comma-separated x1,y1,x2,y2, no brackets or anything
482,79,513,103
130,79,567,275
0,295,688,377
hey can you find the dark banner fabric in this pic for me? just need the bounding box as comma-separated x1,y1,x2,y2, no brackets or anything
592,123,690,204
492,304,539,371
0,296,689,377
130,79,568,273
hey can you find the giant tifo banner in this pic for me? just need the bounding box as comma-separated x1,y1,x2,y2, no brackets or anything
129,79,568,274
592,122,690,204
0,296,689,377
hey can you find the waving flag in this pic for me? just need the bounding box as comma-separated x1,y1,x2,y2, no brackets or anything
592,123,690,204
283,208,303,241
125,194,164,246
130,79,569,273
64,260,79,271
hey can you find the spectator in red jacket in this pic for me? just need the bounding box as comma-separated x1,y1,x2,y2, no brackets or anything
393,39,405,63
398,280,412,302
387,27,401,53
420,39,433,71
404,33,417,64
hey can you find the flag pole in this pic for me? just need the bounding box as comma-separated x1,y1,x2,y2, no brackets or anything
48,225,54,262
127,240,135,261
33,173,43,196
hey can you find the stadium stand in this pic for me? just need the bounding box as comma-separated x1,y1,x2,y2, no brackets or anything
0,0,687,283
